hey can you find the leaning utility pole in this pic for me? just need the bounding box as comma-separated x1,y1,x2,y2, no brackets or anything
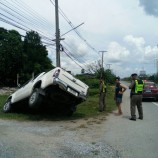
99,51,107,78
99,51,107,69
55,0,60,67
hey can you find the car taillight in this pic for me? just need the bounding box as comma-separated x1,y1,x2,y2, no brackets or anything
53,69,60,78
153,89,158,93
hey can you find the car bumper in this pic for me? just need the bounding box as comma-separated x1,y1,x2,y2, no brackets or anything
142,93,158,99
53,78,87,100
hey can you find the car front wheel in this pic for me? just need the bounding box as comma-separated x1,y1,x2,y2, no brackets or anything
29,88,43,108
3,99,12,113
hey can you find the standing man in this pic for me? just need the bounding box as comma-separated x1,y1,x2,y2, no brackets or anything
129,73,144,121
99,78,106,112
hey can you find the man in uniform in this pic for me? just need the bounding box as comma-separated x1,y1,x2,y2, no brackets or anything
99,78,106,112
129,73,144,121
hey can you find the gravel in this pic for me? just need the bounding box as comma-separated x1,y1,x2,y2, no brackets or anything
0,87,17,95
0,118,120,158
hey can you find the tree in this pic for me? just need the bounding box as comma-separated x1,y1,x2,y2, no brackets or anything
86,60,116,84
0,28,23,85
81,69,85,74
0,28,54,86
23,31,53,80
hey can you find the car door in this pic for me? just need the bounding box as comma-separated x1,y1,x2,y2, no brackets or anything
12,72,45,103
13,79,34,103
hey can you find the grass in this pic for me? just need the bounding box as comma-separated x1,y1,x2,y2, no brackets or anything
75,88,116,117
0,87,116,121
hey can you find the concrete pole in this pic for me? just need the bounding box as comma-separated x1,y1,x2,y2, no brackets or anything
55,0,60,67
99,51,107,78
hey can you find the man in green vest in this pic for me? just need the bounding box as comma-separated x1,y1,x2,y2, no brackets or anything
99,78,106,112
129,73,144,121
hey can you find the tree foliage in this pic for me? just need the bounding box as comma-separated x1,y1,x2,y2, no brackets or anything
0,28,53,86
86,60,116,84
22,31,53,78
0,28,23,85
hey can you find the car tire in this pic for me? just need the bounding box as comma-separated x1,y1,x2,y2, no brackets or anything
29,88,43,108
3,99,12,113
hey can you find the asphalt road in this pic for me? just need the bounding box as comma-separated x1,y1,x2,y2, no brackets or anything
103,81,158,158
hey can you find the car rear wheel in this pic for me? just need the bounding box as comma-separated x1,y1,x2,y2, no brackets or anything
3,99,12,113
29,88,43,108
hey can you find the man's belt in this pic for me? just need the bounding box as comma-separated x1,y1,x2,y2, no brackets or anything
132,93,142,95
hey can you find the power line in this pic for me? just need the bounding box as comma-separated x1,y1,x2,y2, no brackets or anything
50,0,99,55
62,49,85,70
3,0,54,33
0,0,55,42
61,41,89,64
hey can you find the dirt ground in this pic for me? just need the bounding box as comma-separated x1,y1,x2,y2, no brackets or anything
0,115,119,158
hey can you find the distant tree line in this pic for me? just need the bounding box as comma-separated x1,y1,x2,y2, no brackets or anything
77,60,116,87
0,27,54,86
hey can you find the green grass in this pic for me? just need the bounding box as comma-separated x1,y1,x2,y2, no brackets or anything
74,87,116,117
0,87,116,121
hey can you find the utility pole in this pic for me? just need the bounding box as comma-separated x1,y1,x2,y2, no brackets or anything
99,51,107,78
55,0,60,67
106,64,112,69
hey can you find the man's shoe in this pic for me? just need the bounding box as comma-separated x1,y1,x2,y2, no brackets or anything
138,117,143,120
129,118,136,121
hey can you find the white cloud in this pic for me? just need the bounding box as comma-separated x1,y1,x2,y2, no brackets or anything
105,41,130,64
124,35,145,48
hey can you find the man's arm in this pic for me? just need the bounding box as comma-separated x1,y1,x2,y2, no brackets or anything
129,80,135,89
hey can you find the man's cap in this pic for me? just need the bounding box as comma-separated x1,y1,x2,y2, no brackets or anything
131,73,137,77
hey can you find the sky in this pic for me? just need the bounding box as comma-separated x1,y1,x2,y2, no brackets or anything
1,0,158,77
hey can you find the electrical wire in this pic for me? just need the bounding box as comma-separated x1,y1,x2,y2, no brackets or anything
2,0,54,33
0,0,55,43
50,0,99,54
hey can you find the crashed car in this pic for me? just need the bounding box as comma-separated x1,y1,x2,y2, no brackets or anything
3,67,89,115
142,81,158,101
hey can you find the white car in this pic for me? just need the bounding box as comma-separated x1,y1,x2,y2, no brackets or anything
3,67,89,115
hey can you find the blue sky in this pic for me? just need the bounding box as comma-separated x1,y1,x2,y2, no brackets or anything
1,0,158,77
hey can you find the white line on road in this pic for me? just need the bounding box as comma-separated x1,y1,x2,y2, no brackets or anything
152,102,158,107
